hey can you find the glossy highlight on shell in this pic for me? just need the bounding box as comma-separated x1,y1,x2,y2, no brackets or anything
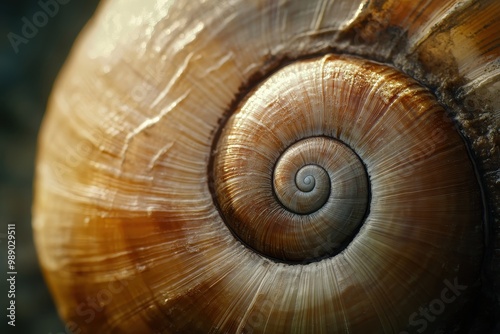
33,0,499,333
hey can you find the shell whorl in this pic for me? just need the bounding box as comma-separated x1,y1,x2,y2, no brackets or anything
215,133,369,262
273,137,365,217
32,0,499,333
212,55,483,268
277,161,331,214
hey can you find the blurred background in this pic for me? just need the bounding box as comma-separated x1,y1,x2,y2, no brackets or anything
0,1,100,333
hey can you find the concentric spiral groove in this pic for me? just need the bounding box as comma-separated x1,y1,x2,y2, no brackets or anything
291,164,330,212
212,63,372,262
272,137,367,221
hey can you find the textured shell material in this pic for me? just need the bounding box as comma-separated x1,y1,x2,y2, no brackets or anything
33,0,499,333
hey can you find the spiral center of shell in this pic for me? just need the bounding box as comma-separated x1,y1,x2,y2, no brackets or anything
273,138,356,215
211,57,374,263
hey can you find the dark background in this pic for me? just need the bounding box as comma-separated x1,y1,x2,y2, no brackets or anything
0,1,100,333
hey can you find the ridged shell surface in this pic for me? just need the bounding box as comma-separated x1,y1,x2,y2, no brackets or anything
32,0,499,333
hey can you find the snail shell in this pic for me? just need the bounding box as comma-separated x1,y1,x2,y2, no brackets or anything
33,0,499,333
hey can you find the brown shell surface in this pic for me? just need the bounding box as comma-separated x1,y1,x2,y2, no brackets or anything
33,0,499,333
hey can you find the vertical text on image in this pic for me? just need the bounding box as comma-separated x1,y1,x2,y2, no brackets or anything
6,223,16,327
